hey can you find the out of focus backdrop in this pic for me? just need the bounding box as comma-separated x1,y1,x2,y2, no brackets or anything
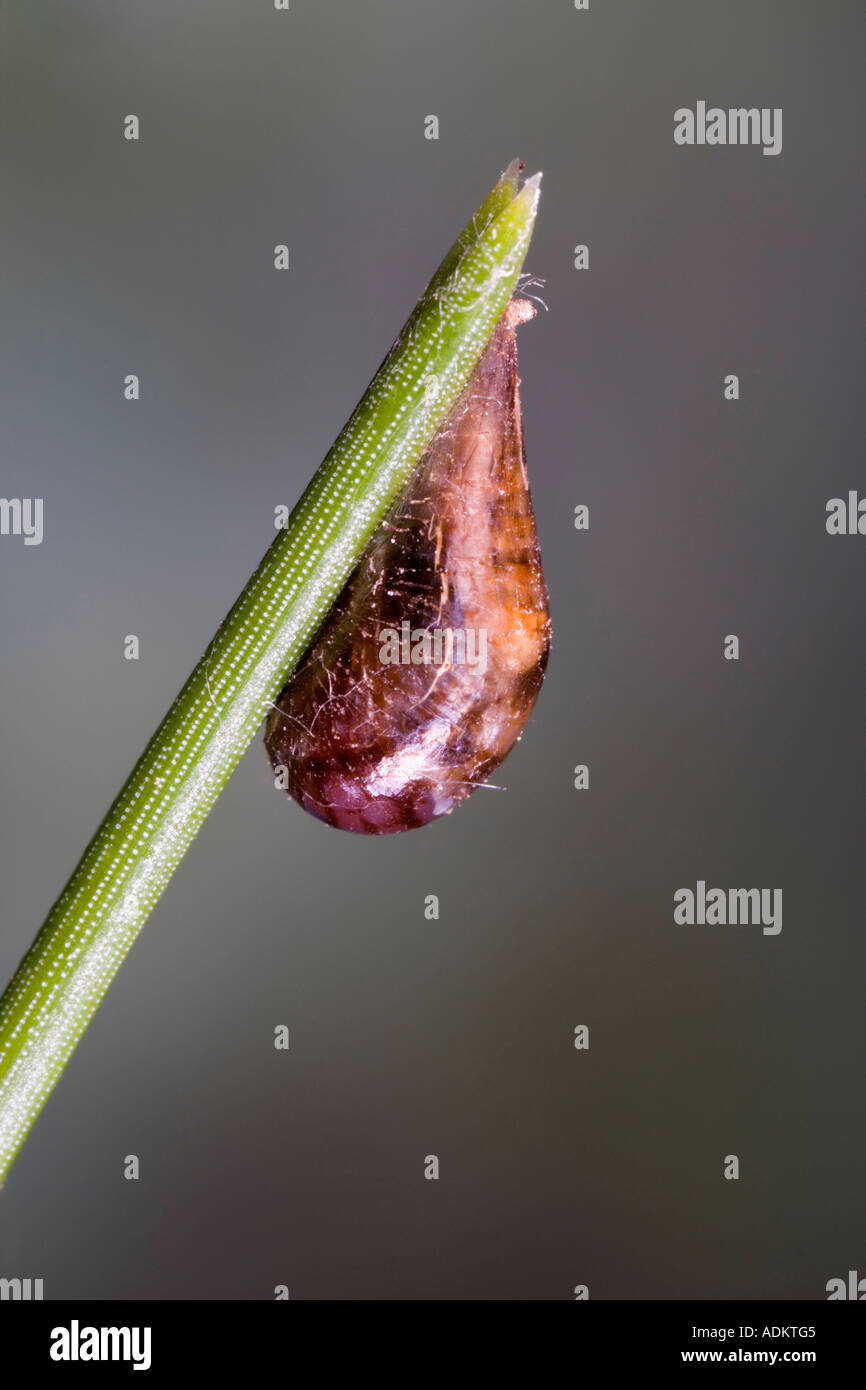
1,0,863,1298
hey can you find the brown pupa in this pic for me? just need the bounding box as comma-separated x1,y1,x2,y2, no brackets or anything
264,297,551,833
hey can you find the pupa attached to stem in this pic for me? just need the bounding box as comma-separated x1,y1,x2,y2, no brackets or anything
265,296,551,832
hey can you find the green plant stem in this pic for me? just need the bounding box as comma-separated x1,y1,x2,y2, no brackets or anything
0,161,540,1184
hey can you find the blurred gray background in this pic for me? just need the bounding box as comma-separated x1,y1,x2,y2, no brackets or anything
1,0,864,1299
